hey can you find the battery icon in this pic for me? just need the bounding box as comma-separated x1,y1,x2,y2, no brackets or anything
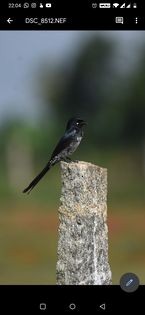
46,3,52,7
99,3,111,8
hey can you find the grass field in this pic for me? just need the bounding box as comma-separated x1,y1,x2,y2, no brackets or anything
0,147,144,284
0,203,144,284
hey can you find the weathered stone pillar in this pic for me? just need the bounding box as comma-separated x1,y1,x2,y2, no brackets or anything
56,161,112,285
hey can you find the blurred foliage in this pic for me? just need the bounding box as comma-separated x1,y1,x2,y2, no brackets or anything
35,36,145,147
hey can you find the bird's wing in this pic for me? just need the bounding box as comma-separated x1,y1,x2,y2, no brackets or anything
50,130,75,160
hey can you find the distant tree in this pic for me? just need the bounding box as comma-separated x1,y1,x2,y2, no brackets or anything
35,37,145,148
35,36,118,143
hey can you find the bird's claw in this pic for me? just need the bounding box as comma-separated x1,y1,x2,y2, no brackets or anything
72,159,79,163
62,158,79,163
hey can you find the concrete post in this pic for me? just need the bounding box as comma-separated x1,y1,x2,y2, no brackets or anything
56,161,112,285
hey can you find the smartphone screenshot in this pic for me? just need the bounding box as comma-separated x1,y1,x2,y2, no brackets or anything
0,1,144,313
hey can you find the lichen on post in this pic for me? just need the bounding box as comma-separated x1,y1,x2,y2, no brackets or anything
56,161,112,285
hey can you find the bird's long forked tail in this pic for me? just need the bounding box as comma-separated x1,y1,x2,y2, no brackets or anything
23,160,53,194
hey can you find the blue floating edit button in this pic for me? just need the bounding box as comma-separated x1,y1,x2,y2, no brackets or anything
126,278,133,287
120,273,140,292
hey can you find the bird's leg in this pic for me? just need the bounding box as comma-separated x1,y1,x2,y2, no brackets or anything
73,159,79,163
63,157,79,163
62,157,72,163
62,157,79,163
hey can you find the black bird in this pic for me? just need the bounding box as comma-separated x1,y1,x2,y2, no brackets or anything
23,117,86,194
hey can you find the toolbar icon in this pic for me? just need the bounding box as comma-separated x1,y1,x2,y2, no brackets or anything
69,303,76,310
115,16,124,24
46,3,52,7
31,3,37,8
135,17,138,24
7,18,13,24
120,273,139,293
92,3,97,8
99,303,106,310
23,2,29,8
39,303,47,310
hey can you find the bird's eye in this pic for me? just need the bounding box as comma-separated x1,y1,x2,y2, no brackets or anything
76,122,79,125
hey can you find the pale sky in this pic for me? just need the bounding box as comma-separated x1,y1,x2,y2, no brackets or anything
0,31,144,124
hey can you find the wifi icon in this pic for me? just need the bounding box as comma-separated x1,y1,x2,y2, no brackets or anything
113,3,119,8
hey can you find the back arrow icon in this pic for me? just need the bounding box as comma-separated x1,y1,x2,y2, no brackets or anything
99,303,106,310
7,18,13,24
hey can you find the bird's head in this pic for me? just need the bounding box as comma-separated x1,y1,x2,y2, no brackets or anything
66,117,87,131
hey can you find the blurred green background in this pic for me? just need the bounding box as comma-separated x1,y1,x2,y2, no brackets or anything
0,31,145,284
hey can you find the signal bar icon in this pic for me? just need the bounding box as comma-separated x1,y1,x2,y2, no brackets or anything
112,3,137,8
120,3,126,8
126,4,131,8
